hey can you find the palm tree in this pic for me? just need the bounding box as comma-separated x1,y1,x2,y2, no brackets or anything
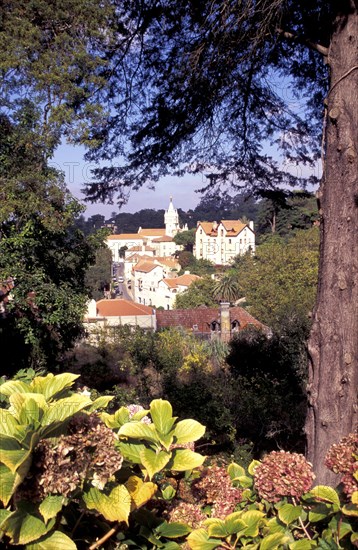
213,273,241,303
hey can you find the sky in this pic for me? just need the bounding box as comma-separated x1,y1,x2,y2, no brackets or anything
51,142,204,218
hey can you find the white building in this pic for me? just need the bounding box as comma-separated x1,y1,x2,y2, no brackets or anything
195,220,255,265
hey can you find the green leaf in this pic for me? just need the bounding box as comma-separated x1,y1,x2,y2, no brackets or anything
125,476,157,507
0,434,31,473
101,407,130,429
342,503,358,516
29,373,79,401
266,517,287,535
0,508,11,526
289,540,317,549
162,484,176,500
86,395,113,412
25,530,77,549
40,395,92,437
156,521,191,538
187,528,220,550
131,409,150,422
158,430,175,450
0,409,20,436
0,463,17,506
168,448,205,472
173,419,205,444
248,460,261,475
83,485,131,524
0,380,31,396
1,510,49,545
309,503,334,522
39,496,66,524
150,399,176,435
117,441,147,464
278,503,303,525
224,512,247,535
140,448,171,479
236,474,253,488
260,533,290,549
118,421,159,444
227,462,246,480
241,510,265,537
205,518,228,538
309,486,340,507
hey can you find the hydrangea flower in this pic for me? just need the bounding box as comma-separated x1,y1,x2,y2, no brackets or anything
325,432,358,497
254,451,315,503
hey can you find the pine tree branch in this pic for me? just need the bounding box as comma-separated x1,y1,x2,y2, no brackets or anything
276,28,328,56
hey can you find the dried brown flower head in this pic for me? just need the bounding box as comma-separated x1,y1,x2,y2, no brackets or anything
325,431,358,497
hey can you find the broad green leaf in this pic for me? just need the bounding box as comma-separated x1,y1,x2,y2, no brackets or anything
83,485,131,523
162,484,176,500
156,521,191,538
29,373,79,400
0,434,30,473
140,448,171,479
351,533,358,546
40,395,92,437
118,441,147,464
278,503,303,525
266,517,287,535
161,543,181,550
150,399,176,435
335,518,352,539
351,491,358,504
309,486,340,507
173,419,205,444
0,380,31,397
289,540,317,549
187,528,220,550
260,533,290,549
248,460,261,475
0,508,11,525
16,395,47,425
227,462,246,480
1,510,49,545
236,474,253,488
39,496,66,524
126,476,157,507
131,409,150,421
158,430,174,450
118,421,159,444
86,395,113,412
241,510,265,537
0,409,19,436
25,530,77,549
342,503,358,516
101,408,130,429
169,448,205,472
224,512,247,535
204,518,228,538
0,463,17,506
309,503,334,522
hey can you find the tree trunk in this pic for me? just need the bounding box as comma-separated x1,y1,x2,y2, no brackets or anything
306,6,358,484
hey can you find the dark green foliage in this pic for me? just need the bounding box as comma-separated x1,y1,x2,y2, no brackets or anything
174,278,217,308
85,246,112,301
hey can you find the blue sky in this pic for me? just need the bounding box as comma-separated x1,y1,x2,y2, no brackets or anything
51,142,203,218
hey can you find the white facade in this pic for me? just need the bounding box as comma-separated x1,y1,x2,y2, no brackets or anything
195,220,255,265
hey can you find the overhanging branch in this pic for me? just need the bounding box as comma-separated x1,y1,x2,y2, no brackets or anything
276,28,328,56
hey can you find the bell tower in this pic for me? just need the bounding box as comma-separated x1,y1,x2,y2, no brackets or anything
164,196,180,236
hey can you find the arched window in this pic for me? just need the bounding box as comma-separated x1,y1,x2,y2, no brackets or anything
210,320,221,332
232,320,240,332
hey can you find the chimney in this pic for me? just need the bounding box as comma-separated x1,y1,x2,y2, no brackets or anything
249,220,254,231
220,302,231,342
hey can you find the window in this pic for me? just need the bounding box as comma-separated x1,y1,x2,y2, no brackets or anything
232,320,240,331
210,321,220,332
220,229,224,236
228,238,232,244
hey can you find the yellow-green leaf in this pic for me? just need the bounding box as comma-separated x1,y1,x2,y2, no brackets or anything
342,503,358,517
278,503,303,525
248,460,261,475
83,485,131,524
289,540,317,549
117,441,147,464
351,491,358,504
118,421,159,444
260,533,290,550
25,530,77,549
204,518,228,538
40,395,92,436
1,510,49,545
173,419,205,444
140,448,171,479
29,373,79,401
224,512,247,535
126,476,157,508
0,463,17,506
39,496,66,524
309,486,340,507
86,396,113,413
227,462,246,480
241,510,265,537
0,409,19,436
0,434,30,473
150,399,176,435
169,448,205,472
0,380,31,397
187,528,220,550
156,521,191,538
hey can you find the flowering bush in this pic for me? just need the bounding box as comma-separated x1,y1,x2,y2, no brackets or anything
253,450,315,502
325,431,358,497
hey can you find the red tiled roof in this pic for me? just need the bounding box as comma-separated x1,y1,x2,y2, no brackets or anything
133,261,161,273
152,236,174,242
96,299,153,317
156,306,265,333
107,233,143,240
138,228,167,237
162,274,201,289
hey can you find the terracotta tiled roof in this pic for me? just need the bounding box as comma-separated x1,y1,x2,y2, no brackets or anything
96,299,153,317
133,261,162,273
126,254,154,262
107,233,144,240
127,245,155,251
162,274,201,289
155,257,180,268
220,220,246,235
152,236,174,242
156,306,265,333
198,222,217,236
138,228,167,237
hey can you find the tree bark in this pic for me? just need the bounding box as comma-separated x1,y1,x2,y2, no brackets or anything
306,6,358,484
